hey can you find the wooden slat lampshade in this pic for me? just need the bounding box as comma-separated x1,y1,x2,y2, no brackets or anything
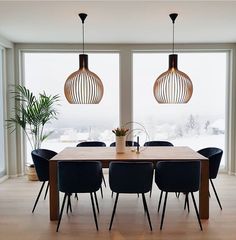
153,54,193,103
64,54,104,104
64,13,104,104
153,13,193,104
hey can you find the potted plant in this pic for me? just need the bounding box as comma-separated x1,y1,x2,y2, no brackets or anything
112,127,129,153
7,85,60,180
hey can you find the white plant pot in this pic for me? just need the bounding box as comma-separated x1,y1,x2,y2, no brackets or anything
116,136,126,154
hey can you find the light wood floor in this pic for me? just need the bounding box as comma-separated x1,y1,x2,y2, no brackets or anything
0,173,235,240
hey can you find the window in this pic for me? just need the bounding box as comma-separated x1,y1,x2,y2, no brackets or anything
133,52,227,166
24,52,119,163
0,48,6,177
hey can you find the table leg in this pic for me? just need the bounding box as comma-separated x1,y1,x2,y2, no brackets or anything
199,160,209,219
49,161,59,220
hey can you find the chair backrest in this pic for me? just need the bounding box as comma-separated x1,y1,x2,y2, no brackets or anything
155,161,200,193
76,141,106,147
144,141,174,147
110,141,139,147
31,149,57,182
197,147,223,179
109,162,153,193
58,161,102,193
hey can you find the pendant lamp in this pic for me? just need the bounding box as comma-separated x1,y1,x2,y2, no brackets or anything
64,13,104,104
153,13,193,104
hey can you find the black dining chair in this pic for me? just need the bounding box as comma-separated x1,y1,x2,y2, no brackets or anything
110,141,140,198
198,147,223,210
76,141,107,198
155,161,202,231
144,140,174,197
76,141,106,147
109,162,153,231
56,161,102,232
144,141,174,147
110,141,139,147
31,148,57,213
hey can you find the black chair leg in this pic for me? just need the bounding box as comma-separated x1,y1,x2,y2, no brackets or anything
149,187,152,197
90,192,99,230
44,182,49,200
102,173,107,187
142,193,147,213
210,179,222,210
184,193,190,213
56,193,67,232
149,179,153,197
186,193,190,212
100,186,103,199
184,194,187,209
69,195,72,212
190,192,203,231
176,192,180,198
74,193,78,200
66,194,72,214
142,193,152,231
109,193,119,230
32,181,46,213
160,192,168,230
94,192,99,214
111,191,114,198
158,190,163,213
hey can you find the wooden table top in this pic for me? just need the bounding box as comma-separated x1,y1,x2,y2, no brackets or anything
51,146,208,161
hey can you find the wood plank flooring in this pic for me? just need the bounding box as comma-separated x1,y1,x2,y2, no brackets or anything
0,173,235,240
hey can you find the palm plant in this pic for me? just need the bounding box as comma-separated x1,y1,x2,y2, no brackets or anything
7,85,60,150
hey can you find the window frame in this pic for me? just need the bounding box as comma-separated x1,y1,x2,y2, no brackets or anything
20,49,121,165
0,46,7,179
132,50,230,171
14,43,234,174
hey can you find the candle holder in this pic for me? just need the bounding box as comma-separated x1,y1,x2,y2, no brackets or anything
136,136,140,154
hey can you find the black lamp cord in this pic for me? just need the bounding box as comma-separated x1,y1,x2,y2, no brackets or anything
82,22,85,54
172,21,175,54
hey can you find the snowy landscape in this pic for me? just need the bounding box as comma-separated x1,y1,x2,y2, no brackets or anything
26,115,225,166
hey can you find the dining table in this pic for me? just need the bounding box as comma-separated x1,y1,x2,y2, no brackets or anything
49,146,208,221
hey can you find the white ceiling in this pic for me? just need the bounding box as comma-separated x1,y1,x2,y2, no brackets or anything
0,1,236,44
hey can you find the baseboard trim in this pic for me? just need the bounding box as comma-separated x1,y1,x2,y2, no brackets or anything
0,175,9,183
227,171,236,176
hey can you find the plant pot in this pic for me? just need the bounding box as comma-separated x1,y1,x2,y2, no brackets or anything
116,136,126,154
27,166,38,181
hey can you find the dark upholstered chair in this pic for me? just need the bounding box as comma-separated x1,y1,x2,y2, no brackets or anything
198,147,223,209
76,141,106,147
155,161,202,230
110,141,140,198
144,141,174,147
143,141,174,197
109,162,153,231
110,141,139,147
76,141,106,198
56,161,102,232
31,149,57,213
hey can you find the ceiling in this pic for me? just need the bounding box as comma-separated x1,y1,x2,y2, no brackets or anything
0,1,236,44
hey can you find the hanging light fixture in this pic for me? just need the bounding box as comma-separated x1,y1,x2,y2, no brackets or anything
64,13,104,104
153,13,193,103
